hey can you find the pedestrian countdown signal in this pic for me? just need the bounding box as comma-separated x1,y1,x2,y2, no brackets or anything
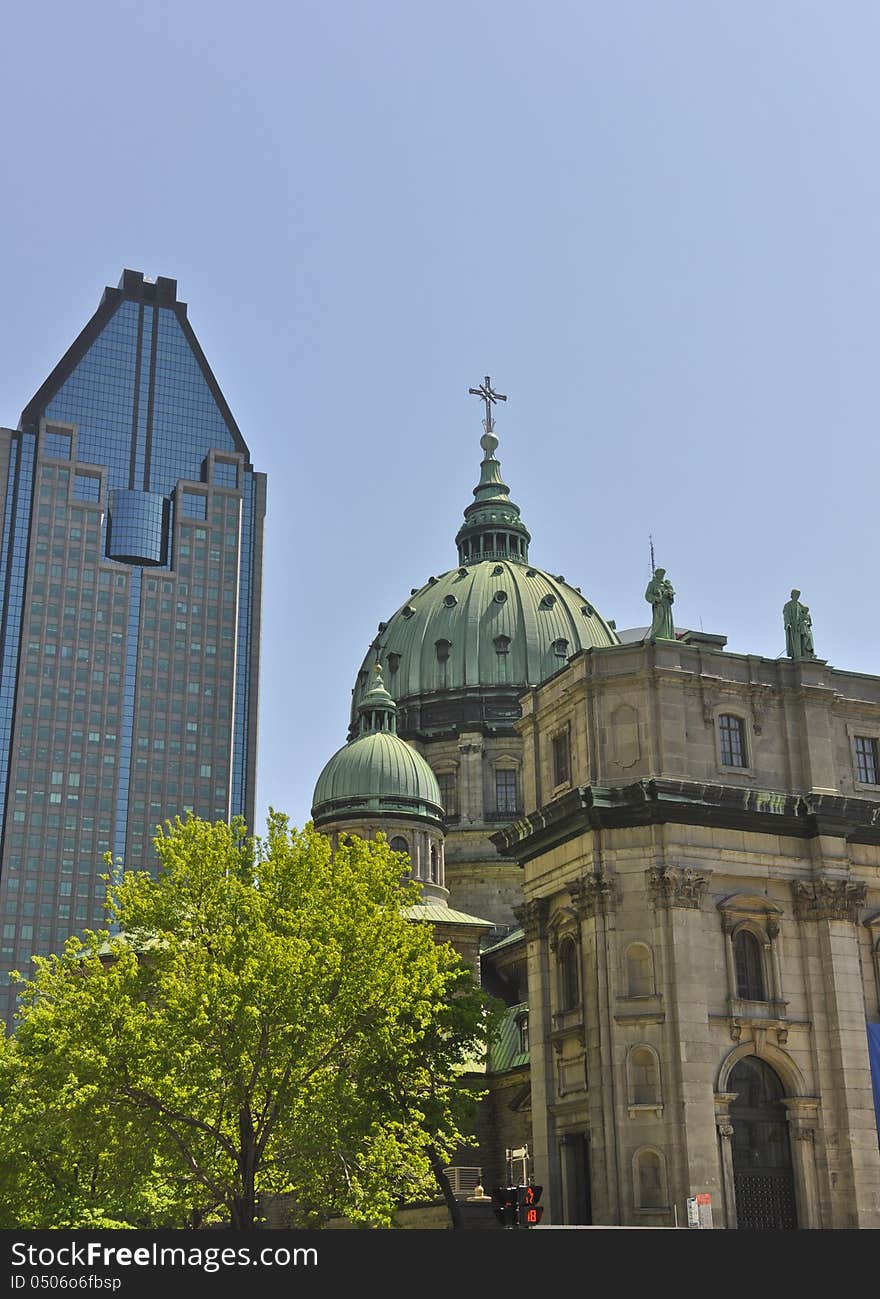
517,1183,544,1226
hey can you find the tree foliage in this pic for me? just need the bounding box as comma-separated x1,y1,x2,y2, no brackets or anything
0,814,501,1229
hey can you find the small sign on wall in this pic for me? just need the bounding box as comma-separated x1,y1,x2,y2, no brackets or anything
686,1193,713,1228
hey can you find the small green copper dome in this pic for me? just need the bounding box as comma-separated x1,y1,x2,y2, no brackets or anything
313,667,443,827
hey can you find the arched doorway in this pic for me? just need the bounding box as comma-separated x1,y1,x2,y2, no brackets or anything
729,1056,797,1229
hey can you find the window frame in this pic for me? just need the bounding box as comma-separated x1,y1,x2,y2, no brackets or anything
854,733,880,787
551,724,571,789
494,766,518,816
718,713,747,768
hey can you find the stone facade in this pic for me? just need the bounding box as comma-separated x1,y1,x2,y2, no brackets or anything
494,637,880,1229
411,729,525,931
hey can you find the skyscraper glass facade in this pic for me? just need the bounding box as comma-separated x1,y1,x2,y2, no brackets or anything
0,271,265,1022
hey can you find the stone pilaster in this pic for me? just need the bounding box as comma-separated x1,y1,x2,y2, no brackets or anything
790,876,879,1228
456,731,485,823
514,896,556,1219
713,1093,739,1230
650,864,719,1220
782,1097,821,1229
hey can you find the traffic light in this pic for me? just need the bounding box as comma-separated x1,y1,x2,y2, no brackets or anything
517,1183,544,1227
491,1186,519,1228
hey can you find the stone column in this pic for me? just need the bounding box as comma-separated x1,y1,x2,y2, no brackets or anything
570,869,620,1224
792,876,880,1229
457,732,485,822
649,864,721,1222
782,1097,821,1229
767,918,785,1004
713,1094,739,1230
721,914,737,998
513,898,553,1214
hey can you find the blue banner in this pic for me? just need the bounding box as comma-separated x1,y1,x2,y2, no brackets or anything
868,1023,880,1142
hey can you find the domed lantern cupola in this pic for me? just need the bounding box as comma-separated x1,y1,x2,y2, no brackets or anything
455,376,531,567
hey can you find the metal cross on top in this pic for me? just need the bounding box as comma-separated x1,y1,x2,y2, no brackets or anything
469,375,507,433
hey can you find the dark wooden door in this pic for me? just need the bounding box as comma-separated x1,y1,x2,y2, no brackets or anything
730,1056,797,1229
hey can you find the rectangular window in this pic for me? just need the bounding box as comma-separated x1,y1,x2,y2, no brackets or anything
73,474,101,503
43,429,72,460
552,729,570,787
213,460,239,488
437,772,457,818
719,714,746,767
495,768,518,815
855,735,879,785
181,491,207,520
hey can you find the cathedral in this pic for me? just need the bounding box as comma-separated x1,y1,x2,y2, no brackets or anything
311,379,880,1230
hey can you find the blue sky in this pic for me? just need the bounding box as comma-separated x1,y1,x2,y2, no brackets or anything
1,2,878,832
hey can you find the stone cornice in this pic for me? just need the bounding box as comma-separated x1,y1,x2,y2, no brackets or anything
791,878,868,924
490,778,880,865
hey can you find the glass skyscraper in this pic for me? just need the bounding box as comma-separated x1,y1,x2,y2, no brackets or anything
0,270,265,1021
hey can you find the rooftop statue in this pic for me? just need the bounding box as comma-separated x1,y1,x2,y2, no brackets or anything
645,567,675,642
783,588,816,660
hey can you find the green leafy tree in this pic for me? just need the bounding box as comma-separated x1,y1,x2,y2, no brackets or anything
0,814,500,1229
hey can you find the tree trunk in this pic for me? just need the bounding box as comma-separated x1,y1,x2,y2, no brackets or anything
429,1146,463,1230
231,1109,258,1229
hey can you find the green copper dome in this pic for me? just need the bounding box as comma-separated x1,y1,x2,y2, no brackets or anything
313,666,443,826
350,413,619,733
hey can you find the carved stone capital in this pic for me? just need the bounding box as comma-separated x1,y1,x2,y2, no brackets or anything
717,1123,734,1139
791,1126,815,1143
648,864,711,911
792,878,867,924
514,897,550,942
568,870,619,920
766,919,780,941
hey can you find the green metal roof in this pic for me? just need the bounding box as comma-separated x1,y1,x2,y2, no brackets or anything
352,561,618,714
481,926,525,956
313,666,443,825
312,731,443,825
487,1000,530,1074
404,901,494,928
350,427,618,719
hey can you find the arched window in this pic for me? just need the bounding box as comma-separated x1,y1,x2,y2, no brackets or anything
626,943,655,997
389,835,409,856
429,843,438,883
634,1149,666,1210
734,929,765,1001
628,1047,661,1106
558,937,580,1011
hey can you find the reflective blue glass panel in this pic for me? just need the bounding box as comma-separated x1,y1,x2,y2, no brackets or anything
43,430,72,460
181,491,207,520
213,460,238,488
108,490,168,565
74,473,101,503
